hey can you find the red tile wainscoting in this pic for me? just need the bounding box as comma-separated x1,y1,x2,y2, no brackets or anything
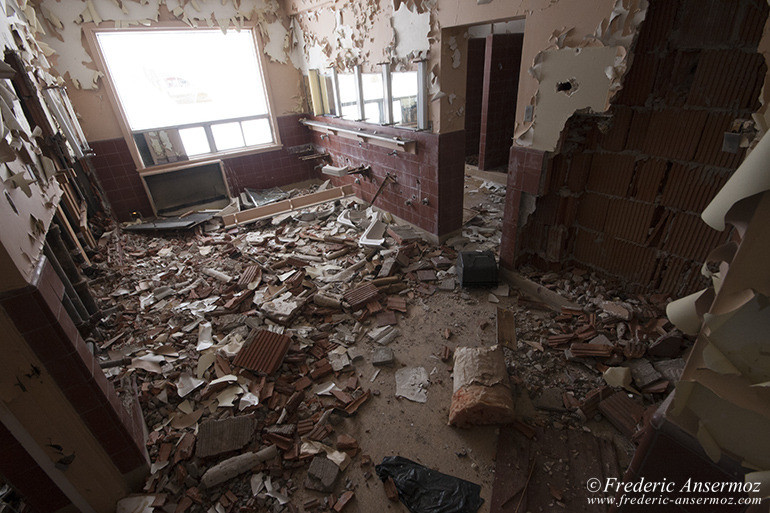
89,114,318,222
307,116,465,239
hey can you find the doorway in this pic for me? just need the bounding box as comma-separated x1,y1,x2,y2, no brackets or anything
464,20,525,172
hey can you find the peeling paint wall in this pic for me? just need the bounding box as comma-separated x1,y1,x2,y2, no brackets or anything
32,0,306,141
0,1,69,291
286,0,646,145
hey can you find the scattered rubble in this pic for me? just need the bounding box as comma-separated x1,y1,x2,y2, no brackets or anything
84,176,692,511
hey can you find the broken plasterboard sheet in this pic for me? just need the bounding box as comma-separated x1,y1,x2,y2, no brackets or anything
524,46,617,152
391,2,430,60
395,366,429,403
702,132,770,232
665,288,714,336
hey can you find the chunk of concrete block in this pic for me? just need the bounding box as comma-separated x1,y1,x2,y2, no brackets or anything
304,456,340,492
372,347,395,366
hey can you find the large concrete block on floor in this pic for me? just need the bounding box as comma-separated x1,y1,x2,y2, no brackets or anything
448,345,515,428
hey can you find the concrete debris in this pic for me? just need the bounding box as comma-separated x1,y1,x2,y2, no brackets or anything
83,175,691,510
372,347,395,367
448,346,515,427
304,456,340,492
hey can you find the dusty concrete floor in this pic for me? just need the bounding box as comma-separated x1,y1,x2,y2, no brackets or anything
290,166,512,512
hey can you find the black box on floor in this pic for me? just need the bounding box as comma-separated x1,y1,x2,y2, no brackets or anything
457,251,498,287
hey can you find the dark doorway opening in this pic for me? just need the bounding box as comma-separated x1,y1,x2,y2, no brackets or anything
464,28,524,171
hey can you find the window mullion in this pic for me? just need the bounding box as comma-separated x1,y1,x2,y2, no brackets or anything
204,124,217,153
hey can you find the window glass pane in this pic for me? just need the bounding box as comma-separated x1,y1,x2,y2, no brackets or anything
394,97,418,125
392,72,419,126
211,122,245,151
362,73,383,101
392,100,402,124
338,74,358,120
96,30,268,131
392,71,418,98
178,126,210,156
364,101,381,124
242,118,273,146
338,74,357,104
341,104,359,120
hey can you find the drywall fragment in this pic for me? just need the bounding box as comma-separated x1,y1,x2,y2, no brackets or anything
666,288,715,335
395,366,429,403
702,132,770,231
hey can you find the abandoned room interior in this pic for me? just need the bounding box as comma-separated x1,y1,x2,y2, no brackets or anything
2,0,770,511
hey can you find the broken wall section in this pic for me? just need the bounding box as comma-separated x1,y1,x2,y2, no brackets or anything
508,0,769,296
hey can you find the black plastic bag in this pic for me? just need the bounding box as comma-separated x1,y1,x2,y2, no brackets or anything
375,456,484,513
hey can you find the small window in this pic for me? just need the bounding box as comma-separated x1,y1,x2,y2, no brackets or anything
362,73,384,124
93,28,276,167
338,73,359,120
392,71,418,126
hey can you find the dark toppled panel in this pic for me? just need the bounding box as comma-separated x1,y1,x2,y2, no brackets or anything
232,329,291,374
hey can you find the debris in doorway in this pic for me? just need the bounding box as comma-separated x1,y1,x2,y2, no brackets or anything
375,456,484,513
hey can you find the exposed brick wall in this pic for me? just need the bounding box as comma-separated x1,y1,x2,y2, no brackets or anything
478,33,523,171
465,38,486,158
502,0,768,296
90,114,318,222
0,257,148,489
308,116,464,238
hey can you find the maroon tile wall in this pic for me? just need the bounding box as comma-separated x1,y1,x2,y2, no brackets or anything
478,33,524,171
308,116,464,238
500,0,768,296
89,114,318,222
465,38,486,158
0,257,148,482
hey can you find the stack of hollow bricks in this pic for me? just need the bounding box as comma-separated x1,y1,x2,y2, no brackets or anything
89,114,318,222
504,0,768,296
310,115,465,238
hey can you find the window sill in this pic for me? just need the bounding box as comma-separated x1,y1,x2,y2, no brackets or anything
137,143,283,176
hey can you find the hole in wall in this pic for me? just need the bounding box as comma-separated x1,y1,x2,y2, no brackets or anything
4,190,18,215
556,78,579,96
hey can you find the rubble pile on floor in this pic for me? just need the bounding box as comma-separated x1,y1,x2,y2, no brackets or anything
504,267,691,441
86,175,693,511
93,192,476,512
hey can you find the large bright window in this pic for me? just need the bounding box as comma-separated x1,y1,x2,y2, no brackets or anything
94,28,275,167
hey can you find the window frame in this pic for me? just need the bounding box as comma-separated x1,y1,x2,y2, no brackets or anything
84,22,282,173
313,61,428,131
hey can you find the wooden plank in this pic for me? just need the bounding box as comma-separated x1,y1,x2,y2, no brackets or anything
490,428,532,513
56,205,90,265
223,184,355,227
496,307,516,349
500,268,579,312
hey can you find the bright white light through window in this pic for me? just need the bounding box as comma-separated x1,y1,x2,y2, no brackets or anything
338,74,359,120
178,126,210,156
211,122,245,151
242,118,273,146
96,30,268,131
